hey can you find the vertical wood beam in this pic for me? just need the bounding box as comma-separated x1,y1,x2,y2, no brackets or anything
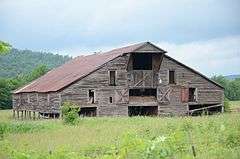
24,110,27,119
38,112,40,119
13,110,15,119
47,94,50,106
29,111,32,119
33,112,36,120
17,111,19,119
21,110,23,120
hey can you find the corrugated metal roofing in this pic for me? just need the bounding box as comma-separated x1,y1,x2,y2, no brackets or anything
14,42,152,93
13,41,223,94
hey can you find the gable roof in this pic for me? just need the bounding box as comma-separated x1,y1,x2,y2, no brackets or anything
13,42,223,94
14,42,166,93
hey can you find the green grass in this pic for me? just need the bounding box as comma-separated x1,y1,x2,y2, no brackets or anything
229,100,240,113
229,100,240,108
0,110,240,159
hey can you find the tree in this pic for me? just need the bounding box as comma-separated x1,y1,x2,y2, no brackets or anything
0,41,12,55
211,75,240,101
228,78,240,100
211,75,229,88
23,65,49,83
0,79,12,109
0,65,49,109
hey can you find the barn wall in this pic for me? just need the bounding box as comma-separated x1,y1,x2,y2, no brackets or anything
60,54,130,116
12,92,61,114
158,56,224,115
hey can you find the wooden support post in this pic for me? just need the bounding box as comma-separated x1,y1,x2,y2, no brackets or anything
29,111,32,119
24,110,27,119
17,111,19,119
221,105,224,113
38,112,41,119
27,111,29,119
33,111,36,120
21,110,23,120
53,114,56,119
13,110,15,119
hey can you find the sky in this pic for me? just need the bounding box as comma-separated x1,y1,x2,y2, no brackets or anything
0,0,240,76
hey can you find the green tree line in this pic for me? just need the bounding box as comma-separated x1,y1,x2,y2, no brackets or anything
0,65,49,109
211,75,240,101
0,41,71,109
0,48,71,78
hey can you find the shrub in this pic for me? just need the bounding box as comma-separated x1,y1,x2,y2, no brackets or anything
61,101,79,125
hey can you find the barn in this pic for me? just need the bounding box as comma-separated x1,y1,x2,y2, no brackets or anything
12,42,224,118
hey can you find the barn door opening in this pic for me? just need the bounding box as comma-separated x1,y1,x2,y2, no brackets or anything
79,107,97,117
128,106,158,116
132,53,152,70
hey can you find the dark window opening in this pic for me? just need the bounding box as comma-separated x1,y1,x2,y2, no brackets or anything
89,90,94,104
109,71,116,86
109,97,113,103
79,107,97,117
128,106,158,116
129,89,157,97
189,104,222,116
189,88,196,102
169,70,175,84
132,53,152,70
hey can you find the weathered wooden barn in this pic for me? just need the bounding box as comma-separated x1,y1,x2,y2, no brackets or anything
12,42,224,118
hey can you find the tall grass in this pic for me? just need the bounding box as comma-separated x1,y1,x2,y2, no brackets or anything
0,110,240,159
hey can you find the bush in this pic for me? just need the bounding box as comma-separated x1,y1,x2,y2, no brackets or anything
61,101,79,125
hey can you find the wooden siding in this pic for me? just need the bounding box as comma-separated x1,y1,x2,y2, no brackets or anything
157,56,223,115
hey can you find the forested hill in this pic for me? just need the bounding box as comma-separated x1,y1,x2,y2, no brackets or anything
224,75,240,80
0,48,71,78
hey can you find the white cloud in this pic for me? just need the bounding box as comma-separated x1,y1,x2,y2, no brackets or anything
55,36,240,77
1,0,239,76
157,36,240,76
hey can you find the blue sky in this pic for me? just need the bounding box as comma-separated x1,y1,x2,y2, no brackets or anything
0,0,239,76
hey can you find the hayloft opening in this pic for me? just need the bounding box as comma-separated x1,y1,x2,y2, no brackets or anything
132,53,152,70
79,107,97,117
128,106,158,116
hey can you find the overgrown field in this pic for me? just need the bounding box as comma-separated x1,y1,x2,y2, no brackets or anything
0,110,240,159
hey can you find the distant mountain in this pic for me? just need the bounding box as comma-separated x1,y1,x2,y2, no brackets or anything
224,74,240,80
0,48,71,78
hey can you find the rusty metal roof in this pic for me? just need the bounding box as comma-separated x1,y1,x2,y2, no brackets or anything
13,41,223,94
14,42,156,93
